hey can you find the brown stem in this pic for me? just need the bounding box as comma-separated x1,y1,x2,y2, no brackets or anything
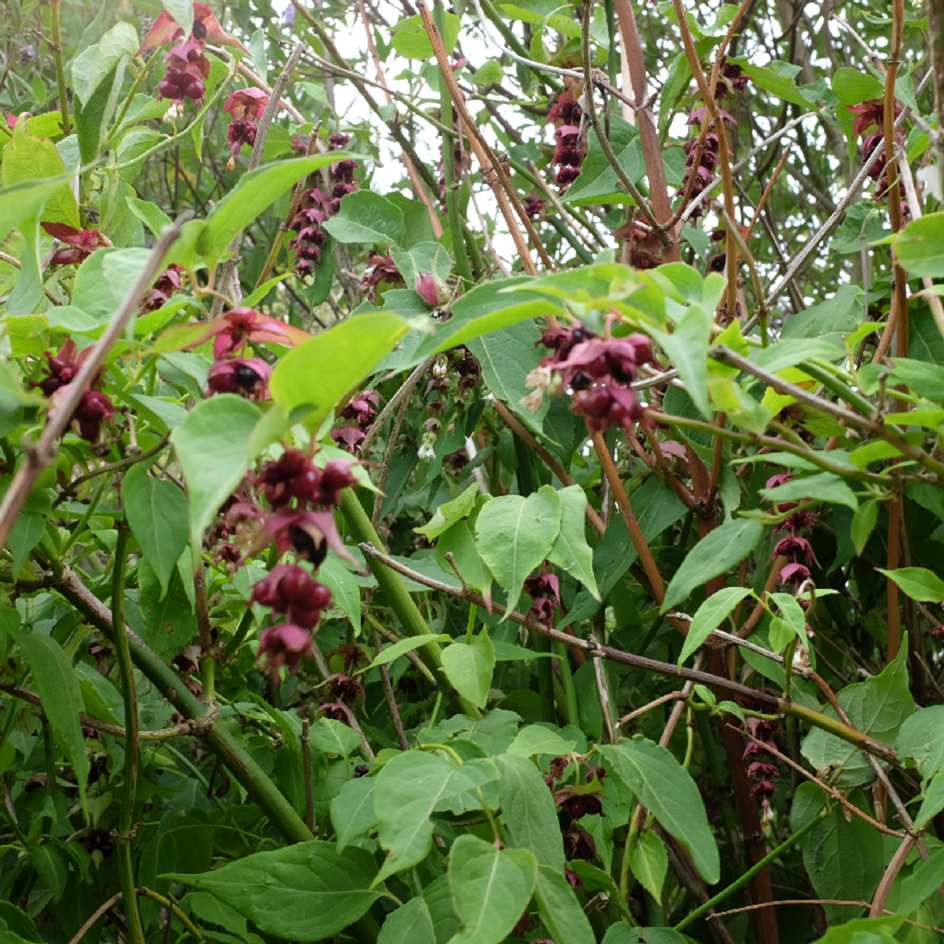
381,665,410,751
886,496,903,660
870,833,920,916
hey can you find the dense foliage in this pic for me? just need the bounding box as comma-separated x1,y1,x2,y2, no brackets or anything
2,0,944,942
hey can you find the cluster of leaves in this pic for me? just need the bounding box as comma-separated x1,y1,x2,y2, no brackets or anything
2,1,944,943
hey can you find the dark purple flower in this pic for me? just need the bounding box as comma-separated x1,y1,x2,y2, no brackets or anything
206,358,271,399
258,623,314,673
251,564,331,629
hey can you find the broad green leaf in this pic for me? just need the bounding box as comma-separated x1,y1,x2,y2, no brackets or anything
896,705,944,778
436,521,493,601
507,724,576,758
73,248,152,324
660,518,764,614
75,60,128,164
886,845,944,915
564,117,644,206
600,738,720,884
170,395,262,548
0,177,73,245
893,212,944,279
652,305,712,419
166,841,381,941
790,783,885,924
330,777,377,852
390,240,452,291
122,465,187,597
533,865,596,944
441,631,496,709
850,499,878,555
629,830,668,902
768,592,810,649
888,357,944,402
135,563,196,660
378,897,436,944
392,12,461,59
678,586,752,665
323,191,405,246
447,835,537,944
362,635,452,673
317,555,362,634
548,485,600,600
198,153,358,267
831,67,884,105
781,285,865,346
802,639,915,787
811,917,902,944
728,57,816,106
309,717,362,757
374,750,482,882
475,486,561,614
415,483,480,539
496,754,565,873
915,769,944,828
749,338,844,374
126,196,172,237
12,632,89,812
602,925,696,944
71,22,137,105
162,0,194,36
269,312,408,426
762,471,858,511
1,123,79,228
876,566,944,603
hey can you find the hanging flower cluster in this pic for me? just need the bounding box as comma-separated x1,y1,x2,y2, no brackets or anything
548,757,604,868
361,254,403,303
677,61,749,219
289,133,355,279
531,323,654,434
247,449,356,676
849,99,905,201
743,717,779,808
139,2,239,102
547,88,584,192
417,348,482,462
223,87,269,162
141,265,185,312
766,473,819,589
42,223,111,266
34,340,114,442
331,390,381,453
524,569,560,624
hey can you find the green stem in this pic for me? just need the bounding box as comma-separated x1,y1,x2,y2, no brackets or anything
136,887,205,941
49,0,71,135
44,555,314,844
673,810,826,930
554,642,579,727
793,360,876,418
340,488,480,713
112,528,145,944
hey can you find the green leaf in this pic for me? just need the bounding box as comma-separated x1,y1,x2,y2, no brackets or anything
892,211,944,279
75,59,128,164
436,521,493,601
600,738,720,884
269,313,408,426
472,60,504,87
197,153,358,267
170,395,262,548
166,841,381,941
441,630,496,709
330,777,377,852
323,191,405,246
362,634,452,672
317,555,362,634
126,196,172,237
915,769,944,828
73,248,152,324
790,784,886,924
831,67,884,105
628,830,668,902
896,705,944,778
850,499,879,555
447,835,537,944
660,518,765,614
374,750,483,882
548,485,600,601
886,845,944,915
564,117,644,206
415,483,480,539
810,916,902,944
379,897,437,944
1,123,79,229
309,717,362,757
602,925,696,944
122,466,187,597
749,338,845,374
802,639,915,787
507,724,576,759
533,865,596,944
728,57,815,106
70,22,137,106
876,566,944,603
652,305,712,419
496,754,566,873
678,586,752,665
762,471,859,511
12,632,89,812
136,563,196,660
475,486,562,614
392,12,461,59
887,357,944,402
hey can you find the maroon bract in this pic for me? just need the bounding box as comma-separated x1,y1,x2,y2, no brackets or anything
202,307,309,359
257,623,314,674
264,509,352,564
223,88,268,158
415,273,444,307
141,265,184,312
72,390,114,443
206,358,271,400
361,254,403,303
251,564,331,629
42,223,111,266
548,89,582,127
258,449,321,507
524,571,560,624
36,339,81,397
552,124,585,192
